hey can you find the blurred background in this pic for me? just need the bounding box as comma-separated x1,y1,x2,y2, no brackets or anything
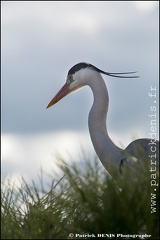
1,1,159,184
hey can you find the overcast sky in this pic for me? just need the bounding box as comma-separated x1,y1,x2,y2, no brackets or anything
1,1,159,185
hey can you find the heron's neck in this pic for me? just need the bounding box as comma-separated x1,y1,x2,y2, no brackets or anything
88,73,122,170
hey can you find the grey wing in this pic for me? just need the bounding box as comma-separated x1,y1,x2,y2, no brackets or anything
119,138,159,174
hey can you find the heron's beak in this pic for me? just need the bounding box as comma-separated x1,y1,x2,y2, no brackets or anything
46,82,70,109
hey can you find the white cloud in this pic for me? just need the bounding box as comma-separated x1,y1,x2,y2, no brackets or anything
2,130,148,183
1,131,94,181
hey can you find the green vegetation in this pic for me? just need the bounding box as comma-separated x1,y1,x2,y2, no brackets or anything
1,153,159,239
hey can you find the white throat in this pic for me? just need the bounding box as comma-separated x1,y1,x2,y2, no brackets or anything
87,72,123,170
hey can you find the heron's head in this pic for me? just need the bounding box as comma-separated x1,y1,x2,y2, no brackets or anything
46,62,97,108
46,62,138,108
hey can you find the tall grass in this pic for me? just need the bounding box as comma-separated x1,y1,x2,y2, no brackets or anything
1,153,159,239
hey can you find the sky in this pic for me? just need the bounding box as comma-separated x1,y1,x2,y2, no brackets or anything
1,1,159,185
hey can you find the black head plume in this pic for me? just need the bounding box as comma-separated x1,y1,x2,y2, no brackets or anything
68,62,139,78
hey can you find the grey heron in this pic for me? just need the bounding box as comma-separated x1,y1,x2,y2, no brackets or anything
47,62,159,174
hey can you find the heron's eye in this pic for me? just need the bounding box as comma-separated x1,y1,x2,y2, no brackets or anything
68,74,74,82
